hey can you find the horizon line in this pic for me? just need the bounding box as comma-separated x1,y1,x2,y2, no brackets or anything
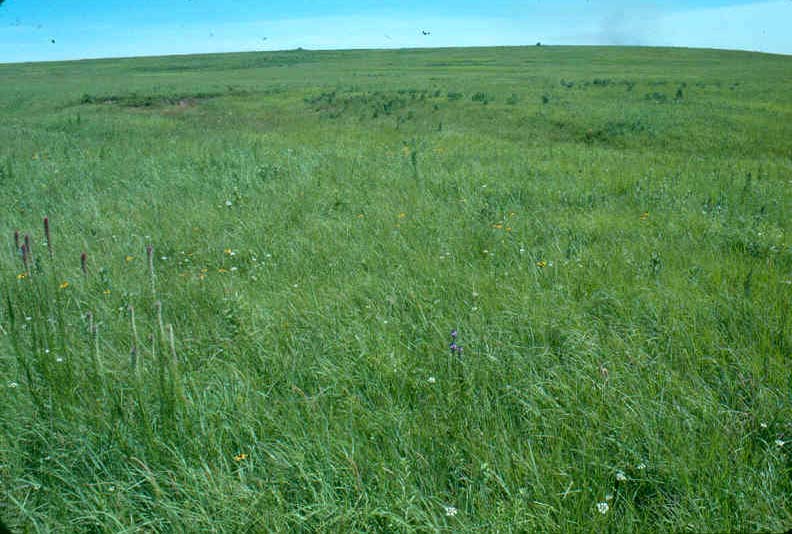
1,43,789,67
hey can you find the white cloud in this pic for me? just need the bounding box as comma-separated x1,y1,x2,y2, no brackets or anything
655,1,792,53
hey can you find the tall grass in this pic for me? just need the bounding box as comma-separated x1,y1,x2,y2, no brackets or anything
0,45,791,532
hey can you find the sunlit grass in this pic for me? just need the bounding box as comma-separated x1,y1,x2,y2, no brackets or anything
0,45,791,532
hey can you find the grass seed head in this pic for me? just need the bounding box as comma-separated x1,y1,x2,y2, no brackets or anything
44,217,52,257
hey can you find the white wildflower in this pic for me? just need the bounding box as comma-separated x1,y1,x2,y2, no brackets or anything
443,505,458,517
775,439,786,448
225,200,233,207
7,382,19,388
427,376,436,384
636,463,647,470
616,470,627,482
596,502,609,514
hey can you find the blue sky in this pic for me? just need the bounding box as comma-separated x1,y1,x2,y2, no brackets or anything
1,0,791,63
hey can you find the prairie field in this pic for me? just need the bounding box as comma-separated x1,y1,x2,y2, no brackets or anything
0,45,791,532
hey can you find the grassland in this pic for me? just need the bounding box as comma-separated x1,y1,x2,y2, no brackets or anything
0,45,791,532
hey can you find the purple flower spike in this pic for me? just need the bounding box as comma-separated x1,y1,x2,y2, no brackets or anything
449,330,463,355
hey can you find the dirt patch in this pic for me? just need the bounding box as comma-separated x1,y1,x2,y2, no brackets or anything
79,91,226,109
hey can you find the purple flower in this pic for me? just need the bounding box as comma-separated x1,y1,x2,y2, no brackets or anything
449,329,463,355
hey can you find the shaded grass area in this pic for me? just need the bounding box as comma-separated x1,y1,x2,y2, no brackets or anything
0,45,791,532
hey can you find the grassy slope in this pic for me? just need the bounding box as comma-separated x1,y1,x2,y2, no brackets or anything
0,46,791,532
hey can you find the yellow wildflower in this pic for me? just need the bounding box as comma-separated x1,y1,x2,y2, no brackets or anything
224,248,232,255
59,281,69,289
125,255,134,262
536,260,547,268
492,224,503,230
218,268,228,273
234,453,248,462
103,289,111,295
398,212,406,219
640,212,649,221
17,273,27,280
